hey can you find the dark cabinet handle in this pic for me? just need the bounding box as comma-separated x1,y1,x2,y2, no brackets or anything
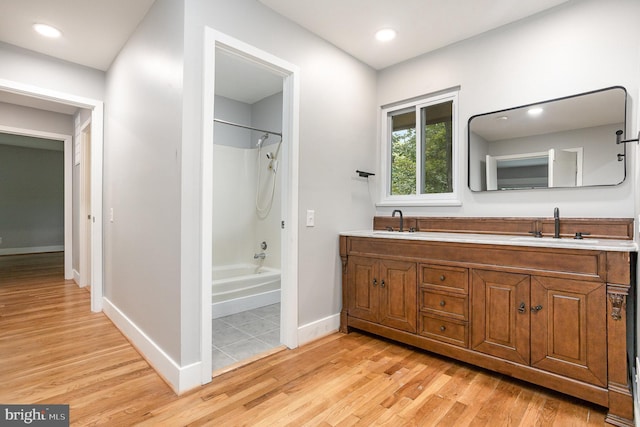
373,278,377,287
439,275,445,281
380,280,385,288
439,325,446,332
531,305,543,313
439,300,446,307
518,302,526,314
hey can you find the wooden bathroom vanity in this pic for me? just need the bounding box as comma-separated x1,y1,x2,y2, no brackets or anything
340,217,637,426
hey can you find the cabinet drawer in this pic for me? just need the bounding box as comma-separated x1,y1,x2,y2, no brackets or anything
420,289,468,320
420,264,468,294
419,314,468,348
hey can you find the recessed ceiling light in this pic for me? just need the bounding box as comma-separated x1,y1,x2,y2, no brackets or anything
496,116,509,121
33,23,62,38
375,28,397,42
528,107,543,116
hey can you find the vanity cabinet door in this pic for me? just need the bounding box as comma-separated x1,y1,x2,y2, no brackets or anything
530,276,607,387
379,259,417,333
347,256,379,323
347,256,417,333
471,269,530,365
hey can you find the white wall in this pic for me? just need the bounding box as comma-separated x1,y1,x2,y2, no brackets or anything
103,0,185,363
212,145,257,265
377,0,640,218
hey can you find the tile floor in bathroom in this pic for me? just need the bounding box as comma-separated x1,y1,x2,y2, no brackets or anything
212,303,281,371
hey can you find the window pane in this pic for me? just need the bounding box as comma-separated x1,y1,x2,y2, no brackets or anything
390,111,416,195
421,101,453,194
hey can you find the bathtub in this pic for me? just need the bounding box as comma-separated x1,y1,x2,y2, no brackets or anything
211,264,281,319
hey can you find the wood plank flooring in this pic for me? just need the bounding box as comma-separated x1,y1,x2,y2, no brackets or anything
0,253,609,426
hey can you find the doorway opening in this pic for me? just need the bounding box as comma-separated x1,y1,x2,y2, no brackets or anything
0,129,69,266
201,29,300,379
0,79,104,312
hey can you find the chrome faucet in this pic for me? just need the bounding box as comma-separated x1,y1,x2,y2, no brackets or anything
553,207,560,239
392,209,404,232
254,252,266,260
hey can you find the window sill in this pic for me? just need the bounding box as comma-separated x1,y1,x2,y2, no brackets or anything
376,199,462,208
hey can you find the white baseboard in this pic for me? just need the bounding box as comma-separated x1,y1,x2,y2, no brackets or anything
73,269,81,285
297,313,340,346
103,298,202,394
0,245,64,256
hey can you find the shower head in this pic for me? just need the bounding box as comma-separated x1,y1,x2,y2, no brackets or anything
257,133,269,147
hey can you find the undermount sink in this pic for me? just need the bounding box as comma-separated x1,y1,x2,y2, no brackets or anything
510,236,599,243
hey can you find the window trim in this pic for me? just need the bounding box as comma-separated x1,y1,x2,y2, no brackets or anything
378,89,461,207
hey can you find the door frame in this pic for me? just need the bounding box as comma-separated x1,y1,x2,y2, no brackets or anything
0,125,71,272
0,78,105,312
78,117,92,287
201,28,300,382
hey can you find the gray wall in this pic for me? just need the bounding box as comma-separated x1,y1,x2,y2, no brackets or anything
0,42,104,100
0,102,74,135
213,95,252,148
103,0,185,363
0,143,64,251
181,0,377,364
377,0,640,218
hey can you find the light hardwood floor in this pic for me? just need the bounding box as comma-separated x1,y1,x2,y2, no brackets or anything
0,253,608,426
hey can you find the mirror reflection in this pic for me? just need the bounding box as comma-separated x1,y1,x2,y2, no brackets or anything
468,86,627,191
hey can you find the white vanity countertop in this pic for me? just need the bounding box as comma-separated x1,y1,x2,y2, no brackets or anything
340,230,639,252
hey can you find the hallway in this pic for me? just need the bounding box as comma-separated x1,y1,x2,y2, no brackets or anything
0,252,178,424
0,253,609,426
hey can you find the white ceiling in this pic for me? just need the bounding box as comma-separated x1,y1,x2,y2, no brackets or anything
0,0,571,111
215,49,284,105
0,0,155,71
258,0,571,70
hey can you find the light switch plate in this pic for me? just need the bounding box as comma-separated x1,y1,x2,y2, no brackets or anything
306,210,315,227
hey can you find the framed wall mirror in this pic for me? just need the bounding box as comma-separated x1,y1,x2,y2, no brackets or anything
468,86,627,192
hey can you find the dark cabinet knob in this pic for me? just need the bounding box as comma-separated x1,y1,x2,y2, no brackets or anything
439,300,446,307
372,279,377,287
439,275,445,281
518,302,526,314
380,280,385,288
531,305,543,313
439,325,446,332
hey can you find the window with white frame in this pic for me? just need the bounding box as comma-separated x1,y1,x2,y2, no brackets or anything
380,89,460,206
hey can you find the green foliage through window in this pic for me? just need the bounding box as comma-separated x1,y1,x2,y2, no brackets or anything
391,128,416,195
388,97,455,197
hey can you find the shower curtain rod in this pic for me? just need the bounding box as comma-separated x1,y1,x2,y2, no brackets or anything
213,118,282,137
